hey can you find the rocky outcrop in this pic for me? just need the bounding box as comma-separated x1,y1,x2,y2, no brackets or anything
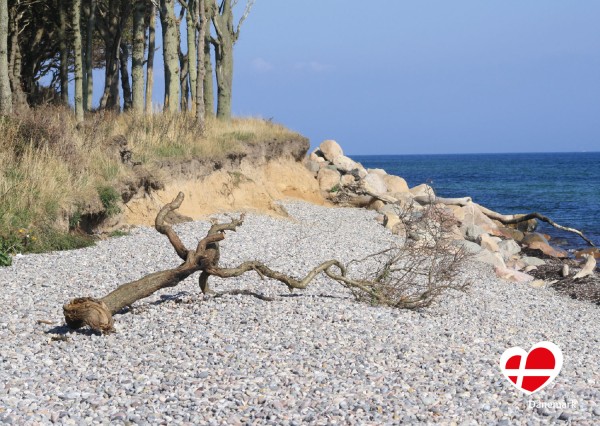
304,139,578,286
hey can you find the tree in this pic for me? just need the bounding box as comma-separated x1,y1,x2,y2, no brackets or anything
131,0,146,112
210,0,254,120
82,0,96,111
58,0,70,104
145,2,156,113
72,0,84,122
159,0,180,112
0,0,11,114
195,0,207,127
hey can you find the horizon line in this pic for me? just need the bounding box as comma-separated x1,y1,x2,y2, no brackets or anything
348,151,600,156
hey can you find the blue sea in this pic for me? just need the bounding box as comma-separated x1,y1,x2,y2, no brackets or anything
353,152,600,252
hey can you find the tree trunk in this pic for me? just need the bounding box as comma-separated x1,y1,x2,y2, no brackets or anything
0,0,12,115
145,2,155,113
6,4,25,112
202,19,213,117
73,0,84,122
195,0,207,127
83,0,96,111
214,37,233,120
159,0,180,112
186,0,197,114
58,0,69,104
131,0,146,112
120,43,132,110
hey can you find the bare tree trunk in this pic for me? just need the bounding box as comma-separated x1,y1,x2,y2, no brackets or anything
145,2,155,113
159,0,180,112
131,0,146,112
83,0,96,111
120,42,132,110
73,0,84,122
186,0,197,114
202,6,214,117
58,0,69,104
0,0,12,115
6,4,25,112
195,0,207,127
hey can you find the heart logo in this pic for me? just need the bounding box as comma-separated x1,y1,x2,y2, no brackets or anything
499,341,563,395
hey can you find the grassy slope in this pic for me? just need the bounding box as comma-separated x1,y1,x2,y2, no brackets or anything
0,107,301,261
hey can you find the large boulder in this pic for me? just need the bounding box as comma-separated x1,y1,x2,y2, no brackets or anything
460,204,498,233
463,224,485,242
507,215,538,232
305,159,320,175
475,249,506,268
494,266,535,283
409,184,435,199
575,248,600,260
317,168,341,192
383,175,410,193
309,151,326,163
479,233,501,253
498,239,521,260
491,227,525,243
363,173,388,194
527,241,568,258
452,240,483,255
522,232,549,245
367,168,387,176
521,256,546,267
319,140,343,162
332,155,358,173
340,174,356,186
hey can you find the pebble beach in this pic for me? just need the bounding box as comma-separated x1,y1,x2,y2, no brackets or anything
1,202,598,425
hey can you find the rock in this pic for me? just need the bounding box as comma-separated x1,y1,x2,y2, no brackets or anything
389,192,420,213
447,205,465,222
498,239,521,260
367,199,385,211
345,195,374,208
529,280,547,288
507,215,538,232
524,265,538,273
491,227,524,242
382,175,409,193
319,140,343,161
494,266,535,283
475,249,506,268
575,248,600,260
409,184,435,199
463,225,485,242
521,256,546,267
375,214,385,224
452,240,483,255
447,225,464,241
340,174,355,186
384,213,401,231
460,204,498,233
506,257,526,270
522,233,549,245
479,234,501,253
363,173,388,195
367,168,387,176
305,159,320,175
332,155,358,173
527,241,568,258
392,222,407,238
317,168,340,192
309,151,325,163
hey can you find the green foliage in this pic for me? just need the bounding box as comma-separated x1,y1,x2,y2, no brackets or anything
0,227,37,267
97,186,122,217
28,228,95,253
329,184,341,193
108,230,129,238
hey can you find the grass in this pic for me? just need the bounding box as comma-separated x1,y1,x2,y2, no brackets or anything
0,106,301,263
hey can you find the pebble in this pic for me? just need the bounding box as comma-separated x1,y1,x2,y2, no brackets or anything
0,202,597,424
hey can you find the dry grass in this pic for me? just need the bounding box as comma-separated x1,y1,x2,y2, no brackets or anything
0,106,300,257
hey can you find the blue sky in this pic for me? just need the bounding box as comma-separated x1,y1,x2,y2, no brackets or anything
94,0,600,154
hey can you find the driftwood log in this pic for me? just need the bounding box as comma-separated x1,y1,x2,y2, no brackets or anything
414,195,595,247
63,192,470,334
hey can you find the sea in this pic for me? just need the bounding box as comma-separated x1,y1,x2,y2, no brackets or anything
353,152,600,252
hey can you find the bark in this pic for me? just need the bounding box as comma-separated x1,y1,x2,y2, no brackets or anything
195,0,207,127
0,0,12,114
131,0,146,112
72,0,84,122
6,3,25,111
83,0,96,111
98,0,122,110
159,0,180,112
58,0,69,104
202,21,213,117
145,2,155,113
186,0,197,114
120,42,132,110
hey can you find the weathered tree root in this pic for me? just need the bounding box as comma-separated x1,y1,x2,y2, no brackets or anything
63,192,469,335
415,195,595,247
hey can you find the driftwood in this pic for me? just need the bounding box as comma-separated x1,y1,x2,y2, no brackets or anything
63,192,470,334
413,195,595,247
573,254,596,280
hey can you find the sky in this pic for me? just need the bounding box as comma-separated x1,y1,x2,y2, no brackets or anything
96,0,600,155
